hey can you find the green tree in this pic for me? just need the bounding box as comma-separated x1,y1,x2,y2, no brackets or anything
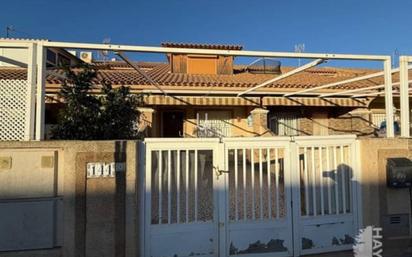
51,65,143,140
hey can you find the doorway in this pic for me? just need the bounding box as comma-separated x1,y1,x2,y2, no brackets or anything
161,111,184,137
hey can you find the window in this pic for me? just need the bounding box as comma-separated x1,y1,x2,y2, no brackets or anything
46,49,57,66
371,113,387,128
268,112,299,136
58,54,70,66
187,56,217,74
371,112,401,134
196,111,231,138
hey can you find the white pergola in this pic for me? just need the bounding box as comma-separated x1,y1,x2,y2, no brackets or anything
1,40,411,139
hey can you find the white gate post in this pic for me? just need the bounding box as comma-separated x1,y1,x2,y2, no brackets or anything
217,141,228,257
25,43,37,140
289,141,301,257
35,43,46,140
384,58,395,138
399,56,410,138
139,141,147,257
353,140,363,233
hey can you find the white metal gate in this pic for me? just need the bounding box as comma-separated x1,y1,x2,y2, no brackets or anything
141,135,360,257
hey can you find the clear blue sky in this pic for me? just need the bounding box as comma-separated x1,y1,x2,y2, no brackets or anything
2,0,412,67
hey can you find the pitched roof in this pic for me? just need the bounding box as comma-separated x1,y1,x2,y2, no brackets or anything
161,42,243,51
0,61,406,94
0,37,49,42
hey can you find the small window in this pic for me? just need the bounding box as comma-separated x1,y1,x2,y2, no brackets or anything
46,49,57,65
187,56,217,75
371,113,388,128
196,111,231,138
268,112,299,136
372,112,401,135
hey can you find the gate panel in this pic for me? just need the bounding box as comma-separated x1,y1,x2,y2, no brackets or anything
294,136,358,255
144,139,221,257
223,138,293,257
142,136,360,257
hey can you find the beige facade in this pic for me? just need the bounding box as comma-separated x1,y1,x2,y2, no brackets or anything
134,104,380,139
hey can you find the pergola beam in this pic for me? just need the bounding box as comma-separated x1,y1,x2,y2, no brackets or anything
349,81,403,98
35,44,46,140
283,66,402,97
319,84,386,97
237,59,325,97
384,59,394,137
0,55,27,68
40,41,389,60
352,85,412,98
115,51,167,95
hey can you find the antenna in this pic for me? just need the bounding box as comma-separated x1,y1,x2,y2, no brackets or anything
5,25,14,38
294,43,305,66
392,48,399,68
98,37,111,62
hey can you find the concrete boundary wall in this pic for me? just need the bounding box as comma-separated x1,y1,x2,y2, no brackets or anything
0,141,140,257
358,138,412,238
0,138,411,257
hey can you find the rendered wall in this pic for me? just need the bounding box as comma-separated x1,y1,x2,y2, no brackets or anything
358,138,412,238
0,141,140,257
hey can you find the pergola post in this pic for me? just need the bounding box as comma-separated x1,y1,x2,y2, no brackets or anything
399,56,410,137
35,44,46,140
384,58,395,138
25,43,37,140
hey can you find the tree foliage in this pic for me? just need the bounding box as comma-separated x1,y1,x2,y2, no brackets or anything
51,65,143,140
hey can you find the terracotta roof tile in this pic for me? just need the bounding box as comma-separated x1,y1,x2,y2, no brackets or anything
161,42,243,50
1,61,409,94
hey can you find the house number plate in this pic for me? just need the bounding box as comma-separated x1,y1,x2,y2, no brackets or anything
86,162,125,178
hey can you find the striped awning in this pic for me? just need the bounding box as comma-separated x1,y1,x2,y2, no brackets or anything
144,95,368,107
262,97,368,107
144,95,261,106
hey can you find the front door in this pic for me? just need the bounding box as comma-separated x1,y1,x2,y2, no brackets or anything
162,111,184,137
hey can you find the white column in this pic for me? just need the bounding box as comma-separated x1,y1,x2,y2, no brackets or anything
399,56,410,137
25,43,37,140
35,44,46,140
384,58,394,138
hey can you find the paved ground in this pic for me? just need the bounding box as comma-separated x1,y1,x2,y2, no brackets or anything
305,238,412,257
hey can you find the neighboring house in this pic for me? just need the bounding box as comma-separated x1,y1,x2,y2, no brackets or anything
0,38,80,68
0,40,408,139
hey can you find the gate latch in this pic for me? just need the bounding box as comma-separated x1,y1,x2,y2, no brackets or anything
213,166,229,179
